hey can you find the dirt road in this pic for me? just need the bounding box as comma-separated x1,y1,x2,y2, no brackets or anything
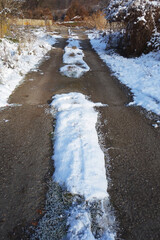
0,28,160,239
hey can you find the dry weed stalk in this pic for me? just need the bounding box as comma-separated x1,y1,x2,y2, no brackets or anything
84,11,107,30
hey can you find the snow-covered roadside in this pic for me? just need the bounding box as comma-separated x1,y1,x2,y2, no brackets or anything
50,92,116,240
0,27,61,108
60,31,90,78
87,30,160,116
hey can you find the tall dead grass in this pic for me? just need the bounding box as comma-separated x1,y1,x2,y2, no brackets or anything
10,18,53,27
84,11,107,30
0,20,9,38
84,11,125,31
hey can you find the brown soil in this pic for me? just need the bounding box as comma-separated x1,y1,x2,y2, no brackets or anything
0,28,160,240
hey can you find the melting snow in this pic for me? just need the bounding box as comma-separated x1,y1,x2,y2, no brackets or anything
51,92,107,200
60,31,90,78
51,92,116,239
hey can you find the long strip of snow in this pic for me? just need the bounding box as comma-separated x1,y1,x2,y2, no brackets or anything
0,28,59,108
51,92,116,239
51,92,107,200
88,31,160,116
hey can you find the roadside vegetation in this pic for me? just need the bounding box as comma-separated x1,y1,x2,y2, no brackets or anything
0,0,22,37
1,0,159,57
106,0,160,56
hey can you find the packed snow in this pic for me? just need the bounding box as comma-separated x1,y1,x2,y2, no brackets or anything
0,27,60,108
88,30,160,115
51,92,116,239
60,31,90,78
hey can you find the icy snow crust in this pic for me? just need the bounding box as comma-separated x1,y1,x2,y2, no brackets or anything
88,31,160,115
51,92,116,239
0,28,59,108
60,31,90,78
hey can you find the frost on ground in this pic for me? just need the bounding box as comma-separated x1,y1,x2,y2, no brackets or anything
49,92,116,239
87,30,160,116
31,181,70,240
60,30,90,78
0,27,60,108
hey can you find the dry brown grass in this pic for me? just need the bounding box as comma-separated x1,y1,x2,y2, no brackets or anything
0,21,8,38
84,11,107,30
22,7,53,20
10,18,53,27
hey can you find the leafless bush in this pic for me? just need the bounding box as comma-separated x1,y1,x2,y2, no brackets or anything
124,8,155,56
65,0,89,21
23,7,53,20
106,0,160,56
84,11,107,30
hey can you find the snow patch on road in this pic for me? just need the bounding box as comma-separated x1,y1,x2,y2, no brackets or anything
60,31,90,78
87,30,160,116
51,92,116,239
51,92,107,200
0,27,59,108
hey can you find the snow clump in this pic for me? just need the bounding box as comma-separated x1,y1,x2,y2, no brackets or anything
60,30,90,78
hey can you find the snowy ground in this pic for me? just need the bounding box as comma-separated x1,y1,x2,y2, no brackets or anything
0,27,61,108
87,30,160,116
60,30,90,78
